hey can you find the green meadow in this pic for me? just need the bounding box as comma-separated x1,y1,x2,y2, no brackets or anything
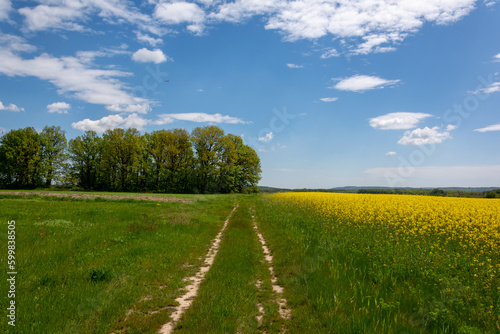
1,192,499,333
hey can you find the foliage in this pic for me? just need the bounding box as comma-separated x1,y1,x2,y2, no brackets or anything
0,126,67,188
1,125,261,194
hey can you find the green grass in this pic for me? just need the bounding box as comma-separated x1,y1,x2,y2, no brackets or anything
174,198,284,333
3,192,497,333
253,195,500,333
0,193,234,333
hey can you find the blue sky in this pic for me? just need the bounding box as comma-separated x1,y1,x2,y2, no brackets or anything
1,0,499,188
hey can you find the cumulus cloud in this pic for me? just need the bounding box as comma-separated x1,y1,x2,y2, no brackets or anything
15,0,481,54
474,123,500,132
333,75,400,92
386,151,397,156
19,0,151,32
370,112,433,130
263,0,476,47
398,126,454,145
154,1,205,32
287,63,303,68
154,112,248,125
0,101,24,112
47,102,70,114
258,132,274,142
72,113,149,132
0,0,11,21
132,48,169,64
494,53,500,62
320,97,338,102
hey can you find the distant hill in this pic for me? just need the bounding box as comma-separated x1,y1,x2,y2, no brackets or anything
258,186,500,198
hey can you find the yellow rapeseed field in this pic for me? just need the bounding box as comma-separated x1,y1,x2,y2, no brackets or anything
274,193,499,252
264,192,500,330
273,192,500,284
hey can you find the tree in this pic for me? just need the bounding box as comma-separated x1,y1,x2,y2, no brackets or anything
148,130,171,191
164,129,194,193
191,125,225,193
235,143,261,193
1,124,261,193
40,126,67,186
68,131,102,190
0,127,43,188
217,134,239,193
100,128,141,191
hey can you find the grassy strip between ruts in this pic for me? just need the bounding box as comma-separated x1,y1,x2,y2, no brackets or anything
0,193,234,333
173,198,285,333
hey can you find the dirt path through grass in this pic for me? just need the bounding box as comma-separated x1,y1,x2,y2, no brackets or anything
163,201,291,333
158,205,238,334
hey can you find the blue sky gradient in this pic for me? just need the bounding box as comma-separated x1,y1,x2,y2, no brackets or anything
1,0,499,188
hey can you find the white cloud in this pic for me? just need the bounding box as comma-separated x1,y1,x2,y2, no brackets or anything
106,103,151,114
75,45,130,64
0,0,12,21
19,2,86,32
132,48,169,64
0,101,24,112
209,0,276,23
136,32,163,47
333,75,400,92
0,34,36,53
287,63,303,68
474,123,500,132
0,48,150,110
154,2,205,25
386,151,397,156
19,0,152,32
475,82,500,94
154,113,248,125
72,113,148,132
320,48,339,59
398,126,453,145
320,97,338,102
258,132,274,142
353,33,400,55
494,53,500,62
14,0,480,55
370,112,433,130
263,0,476,46
47,102,70,114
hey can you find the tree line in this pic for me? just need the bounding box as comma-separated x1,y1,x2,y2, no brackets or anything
0,125,261,194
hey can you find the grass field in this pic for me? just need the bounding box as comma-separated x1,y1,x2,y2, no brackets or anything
0,192,235,333
1,191,499,333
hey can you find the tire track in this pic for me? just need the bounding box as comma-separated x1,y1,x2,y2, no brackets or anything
252,214,291,322
158,205,238,334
